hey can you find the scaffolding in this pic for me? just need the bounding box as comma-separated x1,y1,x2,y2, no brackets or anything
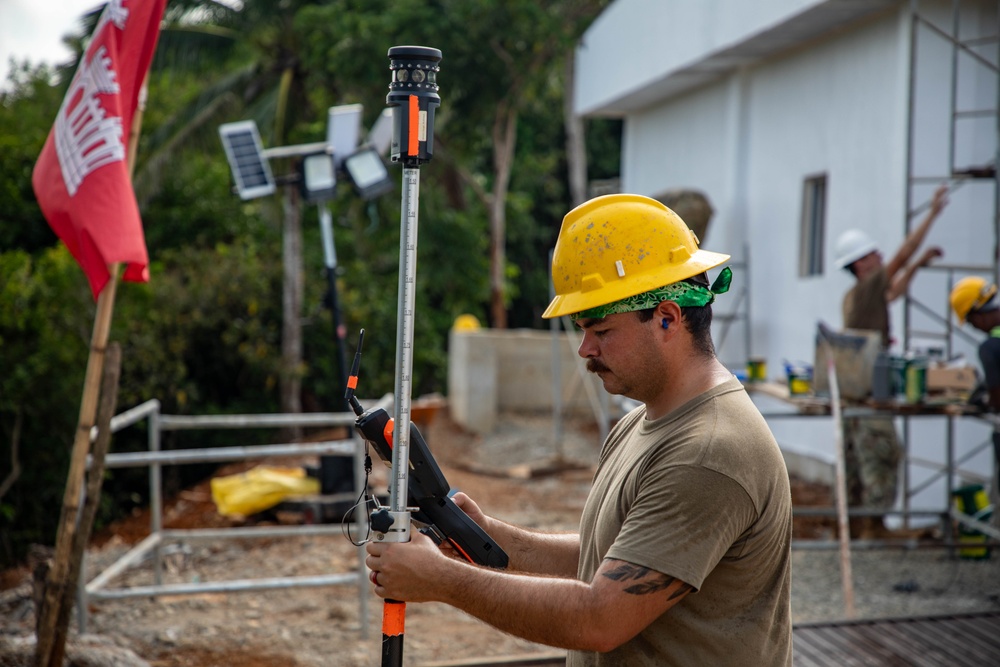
901,0,999,534
77,398,378,637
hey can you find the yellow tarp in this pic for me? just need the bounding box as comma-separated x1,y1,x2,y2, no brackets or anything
210,465,320,517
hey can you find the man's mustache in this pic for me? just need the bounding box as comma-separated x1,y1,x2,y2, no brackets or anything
586,359,609,374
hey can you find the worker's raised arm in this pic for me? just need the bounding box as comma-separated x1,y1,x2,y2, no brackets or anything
885,184,948,281
886,245,944,302
451,491,580,577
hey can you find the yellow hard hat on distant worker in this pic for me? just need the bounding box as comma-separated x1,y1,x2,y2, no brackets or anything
542,194,730,320
950,276,998,324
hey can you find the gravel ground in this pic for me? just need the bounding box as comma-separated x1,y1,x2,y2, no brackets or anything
791,547,1000,623
2,409,999,666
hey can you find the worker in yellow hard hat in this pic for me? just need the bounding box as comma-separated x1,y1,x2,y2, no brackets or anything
950,276,1000,534
367,194,793,666
832,185,949,540
950,276,1000,411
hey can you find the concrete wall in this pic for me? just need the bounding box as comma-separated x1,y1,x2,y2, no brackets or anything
447,328,602,434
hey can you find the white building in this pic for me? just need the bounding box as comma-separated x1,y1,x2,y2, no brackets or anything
575,0,999,527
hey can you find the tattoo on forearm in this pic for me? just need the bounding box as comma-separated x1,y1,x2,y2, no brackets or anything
603,562,694,597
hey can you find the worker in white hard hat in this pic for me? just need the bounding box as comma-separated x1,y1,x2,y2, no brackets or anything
834,185,949,346
367,194,793,666
833,185,949,539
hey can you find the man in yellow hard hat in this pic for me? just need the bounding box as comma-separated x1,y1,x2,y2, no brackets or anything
950,276,1000,411
367,194,792,666
832,185,949,539
950,277,1000,534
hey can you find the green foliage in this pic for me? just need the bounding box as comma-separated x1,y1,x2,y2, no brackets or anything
0,0,620,568
0,248,94,565
0,241,286,567
0,64,64,252
141,151,272,252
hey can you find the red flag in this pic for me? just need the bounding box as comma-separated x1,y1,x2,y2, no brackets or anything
32,0,167,299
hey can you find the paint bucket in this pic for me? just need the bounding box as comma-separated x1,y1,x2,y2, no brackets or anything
746,357,767,383
952,484,992,560
904,356,927,404
890,356,908,400
785,363,813,397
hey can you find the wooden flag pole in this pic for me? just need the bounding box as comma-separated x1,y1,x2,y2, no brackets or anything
48,343,123,667
35,270,120,667
34,79,147,667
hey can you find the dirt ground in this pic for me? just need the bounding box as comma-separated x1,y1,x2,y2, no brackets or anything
0,408,838,667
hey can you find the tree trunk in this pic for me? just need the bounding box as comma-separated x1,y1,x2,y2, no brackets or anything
281,186,303,437
489,104,518,329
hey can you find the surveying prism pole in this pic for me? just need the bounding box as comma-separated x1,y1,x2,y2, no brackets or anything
377,45,441,667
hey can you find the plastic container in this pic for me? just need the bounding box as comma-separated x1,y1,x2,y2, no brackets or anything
904,356,927,404
785,362,813,397
746,357,767,383
952,484,992,560
890,356,908,401
871,351,893,401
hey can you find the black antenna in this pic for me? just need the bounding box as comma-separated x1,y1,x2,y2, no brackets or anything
345,329,365,416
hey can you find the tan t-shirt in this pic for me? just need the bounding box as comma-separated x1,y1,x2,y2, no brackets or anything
843,266,890,346
570,378,792,667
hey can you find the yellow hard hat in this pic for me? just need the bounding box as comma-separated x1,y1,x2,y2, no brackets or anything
950,276,998,323
452,314,481,331
542,194,730,319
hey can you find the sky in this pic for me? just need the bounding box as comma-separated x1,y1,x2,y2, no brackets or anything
0,0,103,86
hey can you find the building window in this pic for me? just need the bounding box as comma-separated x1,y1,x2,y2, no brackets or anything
799,174,827,277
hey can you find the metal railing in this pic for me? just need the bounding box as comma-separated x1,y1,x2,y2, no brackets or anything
78,397,388,637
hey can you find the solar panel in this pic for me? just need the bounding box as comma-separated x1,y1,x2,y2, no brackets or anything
218,121,276,200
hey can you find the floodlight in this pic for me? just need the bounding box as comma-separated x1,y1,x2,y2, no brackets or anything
343,146,393,200
302,152,337,203
218,120,276,200
327,104,363,169
366,108,394,156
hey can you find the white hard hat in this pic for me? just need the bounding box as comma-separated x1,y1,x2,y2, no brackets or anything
833,229,877,269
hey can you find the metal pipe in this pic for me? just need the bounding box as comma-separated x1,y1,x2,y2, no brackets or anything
88,573,359,600
99,440,355,468
158,411,356,430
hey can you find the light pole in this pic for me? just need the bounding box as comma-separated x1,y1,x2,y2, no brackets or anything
218,108,395,511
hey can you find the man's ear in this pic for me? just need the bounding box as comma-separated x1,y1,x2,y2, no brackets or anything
654,301,682,330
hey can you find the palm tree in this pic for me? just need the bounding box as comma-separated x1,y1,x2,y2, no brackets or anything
138,0,330,421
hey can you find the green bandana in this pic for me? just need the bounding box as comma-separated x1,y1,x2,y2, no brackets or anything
570,266,733,321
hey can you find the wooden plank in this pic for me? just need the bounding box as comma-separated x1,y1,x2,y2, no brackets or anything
419,654,565,667
791,613,1000,667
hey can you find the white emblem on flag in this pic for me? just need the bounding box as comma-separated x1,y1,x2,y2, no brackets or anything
54,0,131,196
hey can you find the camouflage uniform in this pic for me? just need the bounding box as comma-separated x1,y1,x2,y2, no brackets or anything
842,266,903,528
842,415,902,510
